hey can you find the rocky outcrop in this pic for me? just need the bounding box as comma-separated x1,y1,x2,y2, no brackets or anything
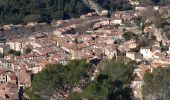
82,0,103,14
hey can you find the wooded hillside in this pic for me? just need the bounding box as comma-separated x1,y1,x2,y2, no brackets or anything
0,0,132,25
0,0,91,25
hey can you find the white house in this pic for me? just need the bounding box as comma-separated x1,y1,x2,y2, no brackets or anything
7,39,31,53
135,7,146,11
129,0,139,6
153,6,160,11
111,18,122,25
7,41,21,51
140,47,152,59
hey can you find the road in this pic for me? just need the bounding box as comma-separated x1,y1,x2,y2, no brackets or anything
52,15,108,33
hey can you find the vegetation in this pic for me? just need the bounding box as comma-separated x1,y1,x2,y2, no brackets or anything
25,59,134,100
0,0,169,25
123,31,136,41
140,0,170,6
0,0,92,25
25,60,91,99
25,48,32,54
9,49,21,56
69,60,134,100
154,16,166,28
0,0,134,25
94,0,133,11
142,67,170,100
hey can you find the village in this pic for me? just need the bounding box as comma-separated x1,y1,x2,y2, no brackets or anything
0,1,170,99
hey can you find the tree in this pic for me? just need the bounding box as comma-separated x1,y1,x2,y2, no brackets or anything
142,67,170,100
9,49,15,54
154,16,166,28
9,49,21,56
25,60,91,99
68,60,134,100
140,0,170,6
25,48,32,54
152,0,160,5
14,51,21,56
0,0,92,25
123,31,136,41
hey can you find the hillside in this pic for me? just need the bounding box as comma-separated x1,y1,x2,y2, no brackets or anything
0,0,92,25
0,0,132,25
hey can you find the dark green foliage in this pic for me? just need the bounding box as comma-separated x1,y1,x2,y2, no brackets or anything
14,51,21,56
140,0,170,6
151,0,160,5
0,0,92,25
9,49,21,56
69,60,134,100
25,60,91,99
123,31,136,41
26,59,134,100
94,0,133,11
142,67,170,100
0,0,134,25
9,49,15,54
23,88,44,100
154,16,166,28
25,48,32,54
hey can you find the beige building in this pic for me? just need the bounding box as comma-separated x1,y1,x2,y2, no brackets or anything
103,45,117,59
0,70,7,83
126,52,136,60
71,51,84,60
6,72,17,84
126,52,143,62
31,65,43,74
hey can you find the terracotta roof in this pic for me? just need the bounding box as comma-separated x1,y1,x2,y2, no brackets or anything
9,74,17,81
0,70,5,76
21,53,34,58
7,93,19,100
6,83,17,89
18,70,30,85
